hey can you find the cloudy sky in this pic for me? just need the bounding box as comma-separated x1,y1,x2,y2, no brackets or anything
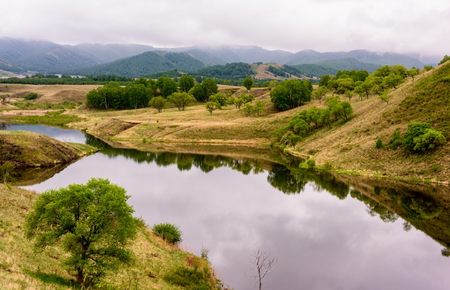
1,0,449,55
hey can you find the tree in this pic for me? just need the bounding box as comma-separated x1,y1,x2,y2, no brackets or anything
156,77,178,97
243,76,254,91
179,75,195,92
25,179,137,288
168,92,195,111
312,87,328,102
255,250,277,290
206,101,219,114
208,93,227,108
189,79,218,102
319,75,331,87
407,68,419,80
439,55,450,65
270,79,312,111
149,96,166,113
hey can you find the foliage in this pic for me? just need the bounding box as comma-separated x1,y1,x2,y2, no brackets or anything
375,137,384,149
25,178,137,288
195,62,253,79
389,129,403,149
205,102,219,114
439,55,450,65
24,92,40,100
270,79,312,111
87,82,153,110
168,92,195,111
189,79,218,102
278,97,352,146
242,76,254,90
424,65,433,71
153,223,182,244
156,77,178,97
411,129,446,152
179,75,195,92
243,101,265,117
208,93,227,108
312,86,328,101
403,122,446,153
149,96,166,113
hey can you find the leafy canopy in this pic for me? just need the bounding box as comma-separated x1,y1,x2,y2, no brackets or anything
25,178,137,288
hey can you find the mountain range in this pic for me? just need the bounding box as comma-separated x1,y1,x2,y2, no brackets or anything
0,37,441,78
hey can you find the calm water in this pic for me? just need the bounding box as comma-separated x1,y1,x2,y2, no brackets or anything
6,125,450,290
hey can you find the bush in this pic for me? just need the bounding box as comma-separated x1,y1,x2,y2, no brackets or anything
242,100,265,116
24,92,39,100
206,101,219,114
403,122,431,151
412,129,446,152
403,122,446,153
389,129,403,149
208,93,227,108
153,223,182,244
168,92,195,111
375,137,384,149
149,96,166,113
164,260,215,290
299,159,315,169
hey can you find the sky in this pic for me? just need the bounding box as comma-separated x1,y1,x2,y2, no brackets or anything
1,0,449,55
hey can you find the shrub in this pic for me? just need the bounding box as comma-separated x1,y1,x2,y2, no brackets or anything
424,65,433,71
299,159,315,169
168,92,195,111
164,261,214,290
403,122,431,151
375,137,384,149
243,100,264,116
389,129,403,149
149,96,166,113
206,101,219,114
208,93,227,108
153,223,182,244
24,92,39,100
412,129,446,152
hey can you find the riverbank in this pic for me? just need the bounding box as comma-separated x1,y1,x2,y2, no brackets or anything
1,63,448,184
0,184,220,289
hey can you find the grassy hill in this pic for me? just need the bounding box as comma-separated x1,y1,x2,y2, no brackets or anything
0,184,219,289
288,62,450,182
77,51,205,77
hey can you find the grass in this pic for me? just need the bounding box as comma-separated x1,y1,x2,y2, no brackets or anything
0,185,220,289
3,111,82,127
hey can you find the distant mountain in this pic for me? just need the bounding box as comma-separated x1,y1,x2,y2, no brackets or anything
0,37,431,76
76,51,205,77
71,43,155,64
0,38,97,73
179,46,291,65
286,49,424,68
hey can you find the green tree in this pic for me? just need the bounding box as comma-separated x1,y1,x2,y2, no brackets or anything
407,68,420,80
25,179,137,288
202,78,218,98
439,55,450,65
243,76,254,91
149,96,166,113
179,75,195,92
168,92,195,111
270,79,312,111
208,93,227,108
189,79,218,102
156,77,178,97
206,101,219,114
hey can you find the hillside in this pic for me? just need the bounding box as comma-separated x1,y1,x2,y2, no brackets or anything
77,51,205,77
0,130,95,169
0,184,219,289
288,62,450,182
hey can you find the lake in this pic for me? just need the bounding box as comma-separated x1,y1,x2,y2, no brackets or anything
4,124,450,290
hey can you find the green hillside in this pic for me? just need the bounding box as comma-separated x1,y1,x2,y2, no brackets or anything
78,51,205,77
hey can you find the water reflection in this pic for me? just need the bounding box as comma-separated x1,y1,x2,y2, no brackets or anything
6,125,450,289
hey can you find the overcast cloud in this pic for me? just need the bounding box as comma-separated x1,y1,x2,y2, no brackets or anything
1,0,449,55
